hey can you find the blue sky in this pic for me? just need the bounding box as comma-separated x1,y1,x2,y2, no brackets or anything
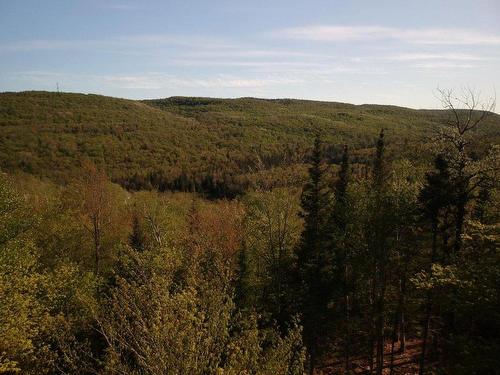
1,0,499,109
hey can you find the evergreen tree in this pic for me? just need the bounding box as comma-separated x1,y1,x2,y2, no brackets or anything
418,154,453,375
333,145,350,231
330,145,352,371
296,135,330,374
386,160,420,371
368,129,391,375
298,136,327,259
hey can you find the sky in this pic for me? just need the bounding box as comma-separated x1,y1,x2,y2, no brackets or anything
1,0,500,109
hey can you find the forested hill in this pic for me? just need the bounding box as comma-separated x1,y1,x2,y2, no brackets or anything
1,91,499,195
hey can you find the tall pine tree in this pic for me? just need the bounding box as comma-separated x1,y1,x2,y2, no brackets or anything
369,129,391,375
330,145,352,371
418,154,453,375
296,135,330,374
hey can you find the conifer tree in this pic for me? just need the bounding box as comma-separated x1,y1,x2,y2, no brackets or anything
298,136,327,259
296,135,329,374
368,129,391,375
333,145,350,231
418,154,454,374
331,145,352,371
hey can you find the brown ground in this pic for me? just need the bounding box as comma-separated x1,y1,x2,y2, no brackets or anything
318,339,435,374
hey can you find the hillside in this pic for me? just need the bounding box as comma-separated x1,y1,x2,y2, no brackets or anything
1,91,499,195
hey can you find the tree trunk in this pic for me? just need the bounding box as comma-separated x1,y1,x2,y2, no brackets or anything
389,310,399,375
399,262,408,353
375,256,387,375
369,278,376,375
93,216,101,275
376,280,386,375
309,346,316,375
454,194,466,253
419,220,438,375
399,308,406,353
344,267,351,372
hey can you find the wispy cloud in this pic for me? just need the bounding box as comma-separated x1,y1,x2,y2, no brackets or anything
411,62,477,69
0,34,234,53
116,34,235,49
2,29,497,100
273,25,500,45
1,39,101,52
8,71,305,90
102,74,301,89
0,34,366,74
107,71,312,89
387,53,486,61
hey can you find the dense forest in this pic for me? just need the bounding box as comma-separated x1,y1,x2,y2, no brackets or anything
0,89,499,374
1,91,499,197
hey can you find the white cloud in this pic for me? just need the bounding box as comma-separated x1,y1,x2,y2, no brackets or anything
0,34,234,53
1,40,102,52
105,74,305,89
102,75,164,89
178,49,311,59
273,25,500,45
387,53,486,61
116,34,234,49
167,59,328,68
411,62,477,69
8,71,305,90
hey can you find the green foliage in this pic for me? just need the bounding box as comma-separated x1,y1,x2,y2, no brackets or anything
0,173,100,374
2,91,499,197
240,188,302,324
0,90,499,374
295,136,333,370
99,243,305,374
129,214,146,251
0,238,43,373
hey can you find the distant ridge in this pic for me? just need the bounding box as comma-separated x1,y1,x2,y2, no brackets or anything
1,91,499,194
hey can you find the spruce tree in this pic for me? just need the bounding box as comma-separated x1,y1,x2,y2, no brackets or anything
369,129,390,375
333,145,350,231
418,154,454,375
331,145,352,371
296,135,329,374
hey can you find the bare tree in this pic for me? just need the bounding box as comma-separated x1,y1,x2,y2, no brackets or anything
419,87,496,375
78,162,117,275
435,87,496,253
